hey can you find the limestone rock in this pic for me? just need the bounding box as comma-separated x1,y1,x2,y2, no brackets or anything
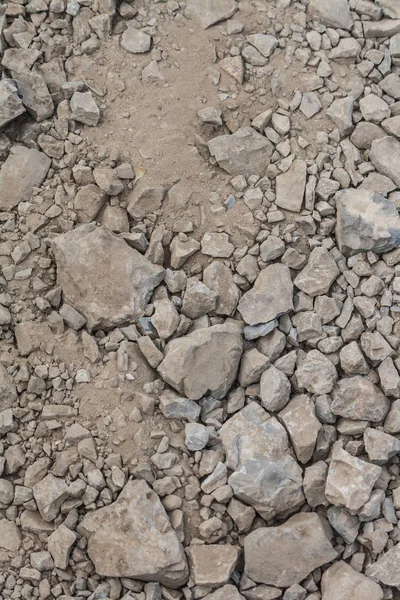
247,34,278,58
0,79,25,128
70,91,100,126
331,376,390,422
0,145,51,211
279,394,321,464
326,97,354,134
364,427,400,465
294,248,339,297
275,159,307,213
322,561,383,600
238,264,293,326
378,0,400,19
203,262,240,316
74,184,107,223
308,0,353,29
53,225,164,330
0,364,17,411
244,513,337,587
127,187,168,220
366,543,400,586
0,519,21,552
158,324,243,400
78,480,188,587
48,524,76,569
13,71,54,122
370,136,400,187
33,474,69,522
185,0,238,30
208,127,273,177
259,365,291,412
325,443,382,511
336,189,400,256
295,350,338,395
121,26,151,53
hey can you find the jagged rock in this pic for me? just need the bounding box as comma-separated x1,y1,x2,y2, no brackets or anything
322,561,383,600
308,0,353,29
48,524,76,569
219,402,289,471
74,184,107,223
279,394,321,464
295,350,338,395
370,136,400,187
219,56,244,84
325,443,382,511
203,261,240,316
0,519,21,552
33,474,69,522
326,97,354,134
229,455,304,520
239,348,269,387
208,127,273,177
187,544,240,586
0,145,51,210
378,0,400,18
360,94,390,123
13,71,54,122
331,376,390,422
70,91,100,126
121,26,152,53
158,324,243,400
238,264,293,326
336,189,400,256
185,0,238,29
78,480,188,587
244,513,337,587
247,34,278,58
0,364,17,411
0,79,25,128
294,248,339,297
275,159,307,213
53,224,164,330
366,543,400,586
127,186,168,220
260,365,291,412
364,428,400,465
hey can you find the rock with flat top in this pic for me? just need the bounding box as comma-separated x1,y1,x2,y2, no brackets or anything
279,394,321,464
370,136,400,187
308,0,353,29
13,71,54,122
295,350,338,395
275,159,307,213
208,127,273,177
78,480,188,587
185,0,238,29
244,513,337,587
367,543,400,586
0,519,21,552
121,26,151,53
331,376,390,422
70,91,99,126
0,145,51,210
187,544,239,586
322,561,383,600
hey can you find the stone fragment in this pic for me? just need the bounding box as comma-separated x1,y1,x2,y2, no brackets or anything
170,236,200,269
308,0,353,29
366,543,400,586
299,92,322,118
93,167,123,196
247,34,278,58
121,26,151,53
158,324,243,400
208,127,273,177
331,377,390,422
370,136,400,187
220,56,244,84
378,0,400,19
364,428,400,465
33,474,69,522
70,91,99,126
360,94,390,123
159,390,200,422
322,561,383,600
203,262,240,316
0,364,17,411
275,159,307,213
79,480,188,587
260,366,291,412
0,145,51,211
48,524,76,569
185,423,209,451
326,97,354,133
244,513,337,587
295,350,338,395
187,544,239,586
53,225,164,330
128,187,168,220
182,278,217,319
303,461,328,507
13,71,53,122
201,232,234,258
336,189,400,256
325,443,382,511
350,122,386,149
0,79,25,127
151,298,179,340
239,348,269,387
280,395,321,463
238,264,293,326
0,519,21,551
185,0,237,29
74,184,107,223
204,585,245,600
294,248,339,297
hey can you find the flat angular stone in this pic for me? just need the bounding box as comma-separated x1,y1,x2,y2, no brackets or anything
0,364,17,411
279,394,321,464
33,474,69,522
203,585,245,600
208,127,273,177
121,26,151,53
331,376,390,422
370,136,400,187
128,187,168,220
325,443,382,511
0,145,51,210
275,159,307,213
79,480,188,587
218,402,289,471
364,427,400,465
378,0,400,18
185,0,238,30
13,71,54,122
203,262,240,316
326,97,354,133
53,225,163,330
295,350,338,395
244,513,337,587
70,91,100,126
366,543,400,586
74,184,107,223
336,189,400,256
247,34,278,58
322,561,383,600
294,248,339,297
48,524,76,569
0,519,21,551
220,56,244,84
187,544,239,586
308,0,352,29
0,79,25,128
238,264,293,326
158,324,243,400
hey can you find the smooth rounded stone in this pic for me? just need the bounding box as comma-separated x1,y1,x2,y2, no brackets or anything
295,349,338,395
203,262,240,316
325,443,382,512
185,423,210,451
322,561,383,600
158,324,243,400
78,480,188,587
201,232,234,258
279,394,321,464
259,365,291,412
52,224,164,331
121,26,151,53
218,402,289,471
0,518,21,551
294,248,339,297
244,513,337,588
350,122,386,149
187,544,240,586
308,0,353,29
275,159,307,213
370,136,400,187
208,127,273,177
229,455,305,520
367,543,400,586
331,376,390,422
326,97,354,134
363,427,400,465
238,264,293,326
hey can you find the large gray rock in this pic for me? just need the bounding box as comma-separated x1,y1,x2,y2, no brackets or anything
322,561,383,600
0,145,51,210
275,159,307,213
229,456,304,520
331,376,390,422
294,248,339,297
208,127,273,177
244,513,337,587
185,0,238,29
336,189,400,256
308,0,353,29
366,543,400,587
295,350,338,395
158,324,243,400
238,264,293,326
370,136,400,187
78,480,188,587
53,225,164,331
0,79,25,128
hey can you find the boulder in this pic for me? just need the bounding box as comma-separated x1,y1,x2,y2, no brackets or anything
208,127,273,177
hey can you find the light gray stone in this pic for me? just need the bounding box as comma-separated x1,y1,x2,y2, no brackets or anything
294,248,339,297
275,159,307,213
322,561,383,600
0,79,25,128
208,127,273,177
308,0,353,29
185,0,238,29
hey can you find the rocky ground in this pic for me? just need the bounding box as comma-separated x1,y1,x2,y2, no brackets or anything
3,0,400,599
